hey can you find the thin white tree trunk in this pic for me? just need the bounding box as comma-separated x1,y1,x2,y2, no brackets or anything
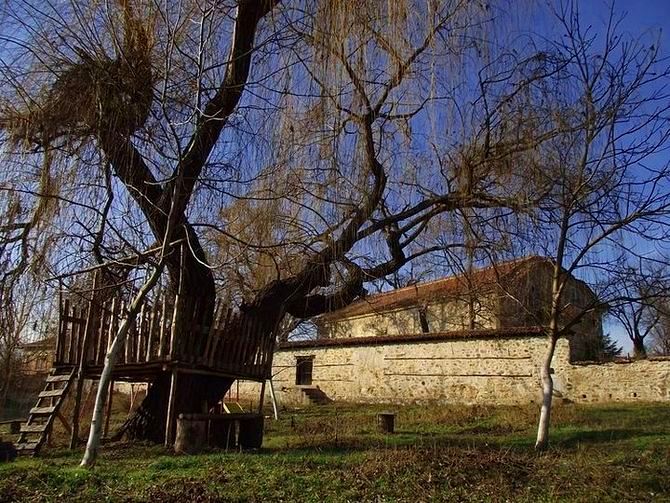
80,266,164,467
535,334,557,451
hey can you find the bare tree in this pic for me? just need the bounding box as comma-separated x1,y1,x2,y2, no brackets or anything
517,4,670,450
650,309,670,355
1,0,667,448
608,269,670,358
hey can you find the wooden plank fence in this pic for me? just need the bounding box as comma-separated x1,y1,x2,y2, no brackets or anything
55,294,275,381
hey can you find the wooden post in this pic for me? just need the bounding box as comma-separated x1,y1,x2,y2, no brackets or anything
158,300,169,359
103,380,114,438
169,244,186,360
70,272,99,449
377,412,396,434
56,284,64,364
257,380,266,414
164,368,178,447
268,379,279,420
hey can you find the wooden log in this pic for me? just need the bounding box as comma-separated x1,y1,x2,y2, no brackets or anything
268,379,279,420
95,301,107,364
377,412,396,434
164,368,178,447
136,302,146,363
195,302,211,364
174,415,208,454
100,301,111,365
168,295,180,360
257,380,266,414
145,301,156,362
68,305,78,365
64,306,75,364
55,295,65,364
158,300,169,359
202,300,219,363
108,298,118,353
123,303,131,365
231,315,249,374
211,308,232,368
205,304,224,366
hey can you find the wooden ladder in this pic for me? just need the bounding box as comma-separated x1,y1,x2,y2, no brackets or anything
15,369,75,456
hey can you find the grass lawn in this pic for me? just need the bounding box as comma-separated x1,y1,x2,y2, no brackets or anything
0,402,669,502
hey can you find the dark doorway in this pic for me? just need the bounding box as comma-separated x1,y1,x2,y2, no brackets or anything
295,356,314,385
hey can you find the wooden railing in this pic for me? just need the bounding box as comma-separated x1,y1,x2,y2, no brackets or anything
55,295,276,381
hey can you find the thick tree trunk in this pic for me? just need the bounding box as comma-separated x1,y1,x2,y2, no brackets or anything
123,300,284,443
120,224,219,442
632,336,647,359
123,373,233,443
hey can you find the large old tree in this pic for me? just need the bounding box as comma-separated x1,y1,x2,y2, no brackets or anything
2,0,667,444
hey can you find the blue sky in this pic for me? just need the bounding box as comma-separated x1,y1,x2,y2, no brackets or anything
576,1,670,354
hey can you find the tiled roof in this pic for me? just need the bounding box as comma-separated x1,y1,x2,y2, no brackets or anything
279,326,546,350
319,256,548,321
20,337,55,351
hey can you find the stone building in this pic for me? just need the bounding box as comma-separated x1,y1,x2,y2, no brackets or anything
263,329,670,406
317,256,603,361
19,337,55,375
239,257,670,406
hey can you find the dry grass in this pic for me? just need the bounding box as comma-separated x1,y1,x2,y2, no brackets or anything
1,401,669,502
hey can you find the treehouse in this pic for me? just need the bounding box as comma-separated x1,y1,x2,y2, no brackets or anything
15,285,277,456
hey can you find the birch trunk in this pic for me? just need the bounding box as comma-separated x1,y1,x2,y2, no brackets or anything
535,334,557,451
80,266,163,467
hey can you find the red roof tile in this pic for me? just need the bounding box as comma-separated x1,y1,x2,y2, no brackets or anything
279,326,546,350
319,256,548,321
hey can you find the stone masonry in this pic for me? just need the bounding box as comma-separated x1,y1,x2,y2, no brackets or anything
238,329,670,406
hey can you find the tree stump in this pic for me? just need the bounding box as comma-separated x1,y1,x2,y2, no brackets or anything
377,412,395,434
0,441,17,463
174,414,208,454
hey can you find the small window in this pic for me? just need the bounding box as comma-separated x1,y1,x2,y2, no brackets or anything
296,356,314,385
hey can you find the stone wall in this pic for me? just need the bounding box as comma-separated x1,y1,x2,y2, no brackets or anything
556,358,670,403
238,333,670,407
325,295,501,339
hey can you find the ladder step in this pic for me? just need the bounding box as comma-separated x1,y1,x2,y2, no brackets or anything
39,389,65,398
30,406,56,415
20,423,47,433
46,374,71,383
15,442,40,451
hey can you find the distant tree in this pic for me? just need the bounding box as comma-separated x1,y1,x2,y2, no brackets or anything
650,302,670,355
608,273,670,358
592,332,623,362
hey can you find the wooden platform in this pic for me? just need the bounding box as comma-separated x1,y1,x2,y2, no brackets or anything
16,285,279,456
57,294,276,382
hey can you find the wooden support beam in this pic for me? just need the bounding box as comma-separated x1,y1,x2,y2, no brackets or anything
103,380,114,438
71,271,99,449
257,380,266,415
56,410,72,436
164,368,178,447
268,379,279,420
